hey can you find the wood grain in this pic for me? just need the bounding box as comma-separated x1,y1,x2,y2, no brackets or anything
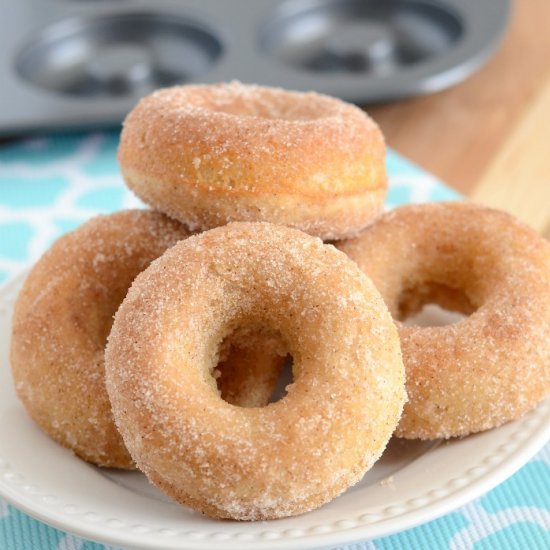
471,73,550,236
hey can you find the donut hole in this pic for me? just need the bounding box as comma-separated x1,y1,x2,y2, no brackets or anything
268,355,294,404
214,326,291,408
397,281,476,326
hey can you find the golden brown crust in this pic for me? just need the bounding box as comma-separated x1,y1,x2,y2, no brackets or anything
10,210,192,468
337,202,550,439
10,211,287,467
118,82,387,239
105,222,405,519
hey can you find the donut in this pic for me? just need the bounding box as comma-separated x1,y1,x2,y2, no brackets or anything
118,81,386,240
105,222,405,519
337,202,550,439
10,210,284,468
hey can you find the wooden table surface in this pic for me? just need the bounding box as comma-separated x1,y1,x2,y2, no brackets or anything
367,0,550,236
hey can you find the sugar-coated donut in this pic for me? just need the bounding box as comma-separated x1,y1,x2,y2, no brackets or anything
10,211,283,468
118,81,387,240
10,211,188,468
337,202,550,439
105,222,405,520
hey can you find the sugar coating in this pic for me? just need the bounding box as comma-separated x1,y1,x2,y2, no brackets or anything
10,210,194,468
11,210,288,467
337,202,550,439
104,222,406,520
118,81,387,240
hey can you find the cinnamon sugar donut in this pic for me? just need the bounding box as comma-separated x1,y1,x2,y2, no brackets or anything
10,211,283,468
105,222,405,519
337,202,550,439
118,81,387,240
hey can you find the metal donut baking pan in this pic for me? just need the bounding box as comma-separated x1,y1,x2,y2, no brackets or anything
1,0,510,136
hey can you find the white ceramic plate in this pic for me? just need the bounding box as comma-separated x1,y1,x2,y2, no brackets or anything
1,272,549,550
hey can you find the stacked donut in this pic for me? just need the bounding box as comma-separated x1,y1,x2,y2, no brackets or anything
10,82,550,521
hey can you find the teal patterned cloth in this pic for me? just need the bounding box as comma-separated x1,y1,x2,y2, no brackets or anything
0,133,548,550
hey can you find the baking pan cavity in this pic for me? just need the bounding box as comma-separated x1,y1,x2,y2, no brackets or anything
15,13,223,98
259,0,462,74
